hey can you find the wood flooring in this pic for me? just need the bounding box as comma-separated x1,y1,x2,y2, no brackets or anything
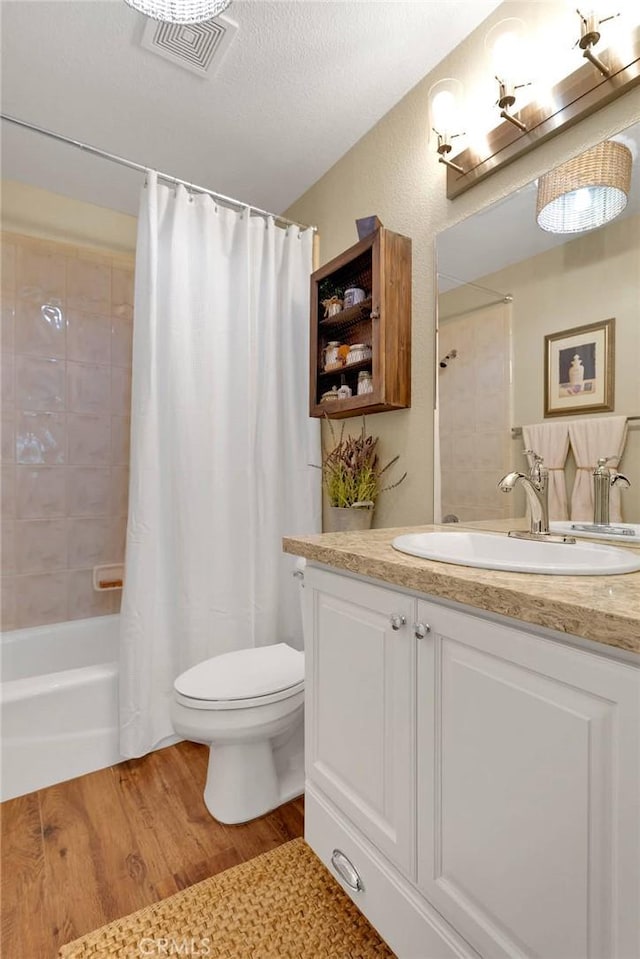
1,741,304,959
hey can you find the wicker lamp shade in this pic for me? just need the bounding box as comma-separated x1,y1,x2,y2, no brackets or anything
536,141,632,234
124,0,231,23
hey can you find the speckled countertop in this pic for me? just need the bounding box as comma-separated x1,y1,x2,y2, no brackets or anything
283,524,640,655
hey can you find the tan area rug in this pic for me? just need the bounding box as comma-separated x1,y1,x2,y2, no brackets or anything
59,838,395,958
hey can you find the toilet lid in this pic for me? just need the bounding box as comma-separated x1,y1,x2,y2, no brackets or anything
174,643,304,703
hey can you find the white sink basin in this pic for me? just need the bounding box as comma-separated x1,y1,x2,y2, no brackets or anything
550,521,640,543
392,531,640,576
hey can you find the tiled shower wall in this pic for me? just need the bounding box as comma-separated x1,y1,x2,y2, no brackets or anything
1,232,133,629
439,303,514,523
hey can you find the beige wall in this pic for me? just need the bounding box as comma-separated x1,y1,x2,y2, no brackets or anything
285,1,640,528
1,180,137,256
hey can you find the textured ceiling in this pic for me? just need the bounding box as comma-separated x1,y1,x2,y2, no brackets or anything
0,0,500,218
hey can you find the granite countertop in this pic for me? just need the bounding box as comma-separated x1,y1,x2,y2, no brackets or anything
283,524,640,655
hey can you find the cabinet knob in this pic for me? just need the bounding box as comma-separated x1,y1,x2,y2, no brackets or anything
413,622,431,639
331,849,365,892
292,569,304,580
389,614,406,631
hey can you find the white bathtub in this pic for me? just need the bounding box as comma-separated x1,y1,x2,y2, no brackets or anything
1,614,124,801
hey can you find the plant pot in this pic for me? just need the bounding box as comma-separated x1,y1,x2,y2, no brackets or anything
325,506,374,533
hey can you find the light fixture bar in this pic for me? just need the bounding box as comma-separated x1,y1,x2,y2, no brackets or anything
444,23,640,200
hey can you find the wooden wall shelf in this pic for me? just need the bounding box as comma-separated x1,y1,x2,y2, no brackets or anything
309,228,411,419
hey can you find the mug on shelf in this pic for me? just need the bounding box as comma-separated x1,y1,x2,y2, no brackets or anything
343,287,366,309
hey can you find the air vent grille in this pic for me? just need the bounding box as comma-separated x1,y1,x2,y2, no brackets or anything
140,14,237,77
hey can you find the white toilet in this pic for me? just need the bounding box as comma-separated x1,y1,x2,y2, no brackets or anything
171,642,305,824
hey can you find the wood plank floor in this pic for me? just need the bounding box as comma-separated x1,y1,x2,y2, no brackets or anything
1,741,304,959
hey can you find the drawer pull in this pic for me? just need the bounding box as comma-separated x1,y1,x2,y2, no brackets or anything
331,849,365,892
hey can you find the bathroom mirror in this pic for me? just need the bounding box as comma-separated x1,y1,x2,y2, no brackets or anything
435,119,640,532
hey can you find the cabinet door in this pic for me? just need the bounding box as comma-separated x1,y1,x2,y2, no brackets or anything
304,566,415,875
416,599,640,959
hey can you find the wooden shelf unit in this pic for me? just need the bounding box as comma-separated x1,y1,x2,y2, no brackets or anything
309,227,411,419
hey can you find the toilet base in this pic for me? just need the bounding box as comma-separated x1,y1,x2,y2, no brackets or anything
203,719,304,824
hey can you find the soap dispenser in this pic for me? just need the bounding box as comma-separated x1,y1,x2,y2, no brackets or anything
592,457,631,525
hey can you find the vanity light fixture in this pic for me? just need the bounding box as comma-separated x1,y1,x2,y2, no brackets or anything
576,7,619,76
536,140,632,233
124,0,231,24
486,19,532,133
438,19,640,200
428,79,466,174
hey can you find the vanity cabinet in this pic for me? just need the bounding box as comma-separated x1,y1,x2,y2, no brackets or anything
309,227,411,418
303,567,415,873
302,565,640,959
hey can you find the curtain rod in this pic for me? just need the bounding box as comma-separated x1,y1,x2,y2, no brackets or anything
511,416,640,439
0,113,317,234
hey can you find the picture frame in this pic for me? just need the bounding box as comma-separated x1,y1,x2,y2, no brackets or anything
544,318,615,417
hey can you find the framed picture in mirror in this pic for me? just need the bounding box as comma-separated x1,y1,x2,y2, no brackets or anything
544,318,615,417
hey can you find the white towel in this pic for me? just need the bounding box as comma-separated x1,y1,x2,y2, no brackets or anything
522,422,570,521
568,416,628,522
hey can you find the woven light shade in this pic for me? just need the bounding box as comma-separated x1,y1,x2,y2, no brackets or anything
536,140,632,234
124,0,231,23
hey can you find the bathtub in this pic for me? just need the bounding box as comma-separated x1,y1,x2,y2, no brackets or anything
1,614,124,801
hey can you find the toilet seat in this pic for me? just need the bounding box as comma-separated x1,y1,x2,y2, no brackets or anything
174,643,304,711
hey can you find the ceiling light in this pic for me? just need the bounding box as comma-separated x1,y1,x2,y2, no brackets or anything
124,0,231,24
536,140,632,234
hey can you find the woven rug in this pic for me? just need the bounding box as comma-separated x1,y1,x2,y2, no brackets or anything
59,838,395,958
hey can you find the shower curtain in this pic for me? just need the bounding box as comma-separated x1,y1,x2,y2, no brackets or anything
119,173,321,758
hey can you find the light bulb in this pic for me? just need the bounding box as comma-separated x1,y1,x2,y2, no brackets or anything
572,188,593,212
492,31,521,77
428,78,464,144
485,17,528,82
431,91,457,133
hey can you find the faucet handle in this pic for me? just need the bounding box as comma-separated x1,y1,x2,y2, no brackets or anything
523,449,546,481
611,471,631,489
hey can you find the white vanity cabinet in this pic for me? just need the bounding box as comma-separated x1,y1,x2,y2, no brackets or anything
302,565,640,959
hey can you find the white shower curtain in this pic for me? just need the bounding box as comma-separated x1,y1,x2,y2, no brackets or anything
119,174,321,758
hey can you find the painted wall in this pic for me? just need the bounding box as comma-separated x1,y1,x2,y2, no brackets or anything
285,1,640,528
1,179,137,255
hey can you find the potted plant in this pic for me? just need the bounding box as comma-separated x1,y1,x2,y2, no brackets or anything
317,417,407,532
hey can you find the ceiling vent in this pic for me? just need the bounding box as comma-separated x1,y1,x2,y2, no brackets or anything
140,14,237,78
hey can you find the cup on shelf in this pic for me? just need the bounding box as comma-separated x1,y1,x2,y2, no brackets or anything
343,288,366,309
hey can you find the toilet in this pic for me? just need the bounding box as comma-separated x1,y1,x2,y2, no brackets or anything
171,642,305,824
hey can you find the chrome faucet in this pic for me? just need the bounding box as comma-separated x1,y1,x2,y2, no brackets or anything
592,457,630,525
498,451,550,537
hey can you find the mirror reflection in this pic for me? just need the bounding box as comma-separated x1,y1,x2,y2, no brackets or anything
436,121,640,539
